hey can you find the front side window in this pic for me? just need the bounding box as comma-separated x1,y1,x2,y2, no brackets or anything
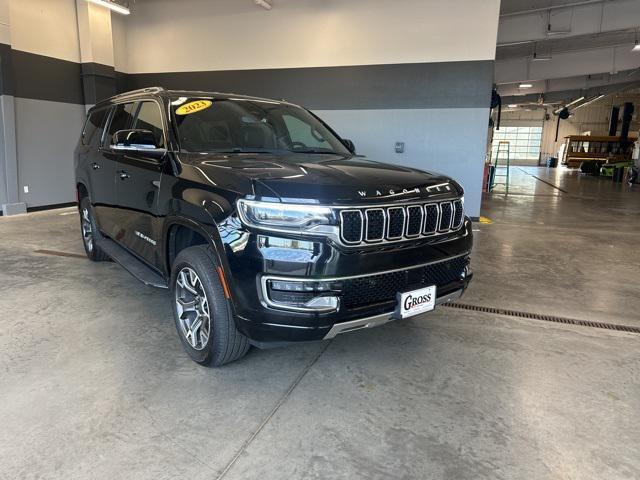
82,108,108,146
106,102,137,144
170,97,349,155
133,101,165,148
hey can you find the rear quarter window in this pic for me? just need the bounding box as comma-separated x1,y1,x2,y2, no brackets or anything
81,108,108,146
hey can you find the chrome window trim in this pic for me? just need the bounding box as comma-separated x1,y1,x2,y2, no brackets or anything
339,209,364,245
364,208,386,243
405,205,423,238
386,206,406,240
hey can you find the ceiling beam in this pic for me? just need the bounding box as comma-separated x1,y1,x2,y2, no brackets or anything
500,0,606,17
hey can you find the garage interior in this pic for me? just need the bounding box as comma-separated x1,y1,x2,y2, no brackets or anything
1,1,639,479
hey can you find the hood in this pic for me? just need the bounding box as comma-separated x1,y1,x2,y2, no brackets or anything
181,152,461,205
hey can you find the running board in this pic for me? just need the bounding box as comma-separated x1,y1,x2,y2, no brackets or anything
96,237,168,289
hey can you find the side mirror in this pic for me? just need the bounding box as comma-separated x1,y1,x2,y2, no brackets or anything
342,138,356,154
111,129,166,158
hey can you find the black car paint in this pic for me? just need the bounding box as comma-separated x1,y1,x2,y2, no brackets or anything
75,89,473,344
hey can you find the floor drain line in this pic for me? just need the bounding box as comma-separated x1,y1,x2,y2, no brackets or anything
443,302,640,334
517,167,569,193
34,249,87,259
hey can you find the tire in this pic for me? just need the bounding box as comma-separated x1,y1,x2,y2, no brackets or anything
79,197,110,262
170,245,249,366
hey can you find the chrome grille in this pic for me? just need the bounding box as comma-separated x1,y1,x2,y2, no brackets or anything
339,199,464,246
340,210,363,244
438,202,453,232
365,209,385,242
387,207,405,239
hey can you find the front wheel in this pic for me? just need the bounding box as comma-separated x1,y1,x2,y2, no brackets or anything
170,245,249,366
79,197,109,262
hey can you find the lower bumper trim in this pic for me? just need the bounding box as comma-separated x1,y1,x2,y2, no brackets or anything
322,288,464,340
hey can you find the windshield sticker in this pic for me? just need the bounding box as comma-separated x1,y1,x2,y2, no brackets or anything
175,100,213,115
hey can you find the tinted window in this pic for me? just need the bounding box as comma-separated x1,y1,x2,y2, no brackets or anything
133,101,165,148
106,102,137,144
283,114,330,150
82,108,108,146
171,98,349,155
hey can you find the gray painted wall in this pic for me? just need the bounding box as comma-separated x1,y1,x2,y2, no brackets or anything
121,62,493,217
316,108,489,217
15,98,85,207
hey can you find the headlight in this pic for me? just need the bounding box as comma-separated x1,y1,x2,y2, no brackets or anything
237,199,335,232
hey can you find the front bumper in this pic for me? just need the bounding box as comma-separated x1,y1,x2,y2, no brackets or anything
323,286,465,339
221,217,474,345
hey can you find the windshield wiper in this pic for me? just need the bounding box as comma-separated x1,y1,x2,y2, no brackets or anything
216,149,276,154
288,149,338,154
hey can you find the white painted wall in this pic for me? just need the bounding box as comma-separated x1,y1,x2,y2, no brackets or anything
111,11,127,72
8,0,80,61
76,0,114,66
118,0,500,73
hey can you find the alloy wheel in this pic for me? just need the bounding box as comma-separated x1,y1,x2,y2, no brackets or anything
81,208,94,252
175,267,211,351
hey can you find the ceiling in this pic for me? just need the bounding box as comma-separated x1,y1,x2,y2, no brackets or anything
496,0,640,109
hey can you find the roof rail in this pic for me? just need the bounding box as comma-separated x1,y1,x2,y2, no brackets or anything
108,87,165,100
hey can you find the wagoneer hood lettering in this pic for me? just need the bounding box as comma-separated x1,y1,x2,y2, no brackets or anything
184,152,461,204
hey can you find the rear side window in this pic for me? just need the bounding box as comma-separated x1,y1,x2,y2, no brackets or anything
105,102,137,144
133,101,165,148
81,108,108,146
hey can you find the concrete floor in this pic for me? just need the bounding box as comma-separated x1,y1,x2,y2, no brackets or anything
1,167,639,479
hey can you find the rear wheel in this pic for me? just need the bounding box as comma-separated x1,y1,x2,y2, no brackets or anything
170,245,249,366
79,197,109,262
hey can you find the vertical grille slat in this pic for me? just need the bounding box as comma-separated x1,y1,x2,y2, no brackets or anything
386,207,405,239
406,206,423,237
452,199,464,230
339,198,464,246
424,204,439,234
365,209,385,242
438,202,453,232
340,210,363,244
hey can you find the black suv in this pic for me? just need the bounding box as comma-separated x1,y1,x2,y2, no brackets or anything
75,87,473,366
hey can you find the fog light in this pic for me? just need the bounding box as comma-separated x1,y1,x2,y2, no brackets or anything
271,280,338,292
460,264,472,280
263,278,341,312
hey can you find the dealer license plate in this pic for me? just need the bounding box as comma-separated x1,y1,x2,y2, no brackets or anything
397,285,436,319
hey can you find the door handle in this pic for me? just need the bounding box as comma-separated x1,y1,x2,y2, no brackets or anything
119,170,130,180
91,162,100,170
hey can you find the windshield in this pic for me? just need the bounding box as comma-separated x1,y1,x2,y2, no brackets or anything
170,96,350,155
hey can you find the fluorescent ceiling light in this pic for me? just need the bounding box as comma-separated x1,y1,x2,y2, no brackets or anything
566,96,585,108
519,83,533,89
508,104,518,108
572,94,606,111
554,96,585,114
85,0,130,15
